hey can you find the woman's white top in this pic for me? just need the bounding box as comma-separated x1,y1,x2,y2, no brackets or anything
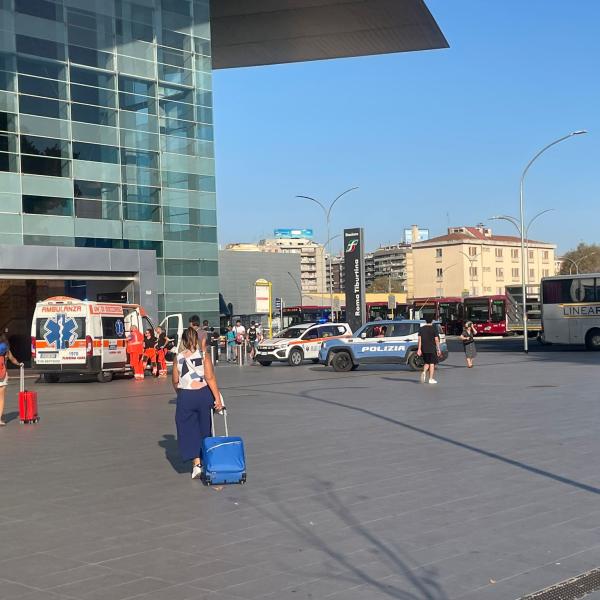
176,349,207,390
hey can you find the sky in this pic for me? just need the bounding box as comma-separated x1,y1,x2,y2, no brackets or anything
212,0,600,255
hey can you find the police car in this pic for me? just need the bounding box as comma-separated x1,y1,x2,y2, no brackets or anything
256,322,352,366
319,319,448,372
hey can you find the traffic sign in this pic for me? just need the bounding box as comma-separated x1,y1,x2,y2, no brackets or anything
275,297,282,310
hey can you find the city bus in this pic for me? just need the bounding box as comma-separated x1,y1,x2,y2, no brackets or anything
540,274,600,350
463,295,508,335
412,297,464,334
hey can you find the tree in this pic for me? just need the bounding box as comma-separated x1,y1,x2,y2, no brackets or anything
367,275,405,293
559,243,600,275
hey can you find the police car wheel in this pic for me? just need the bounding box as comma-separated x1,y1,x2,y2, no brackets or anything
332,352,353,372
407,352,424,371
288,348,303,366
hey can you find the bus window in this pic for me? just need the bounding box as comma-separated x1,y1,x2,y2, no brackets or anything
542,279,573,304
491,300,505,323
571,278,597,302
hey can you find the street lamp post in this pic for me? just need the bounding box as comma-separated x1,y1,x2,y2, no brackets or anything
518,130,587,353
324,233,342,319
459,250,481,296
296,187,358,322
287,271,303,313
563,252,600,275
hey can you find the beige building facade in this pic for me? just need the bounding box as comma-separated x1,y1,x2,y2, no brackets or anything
412,226,557,298
225,238,326,295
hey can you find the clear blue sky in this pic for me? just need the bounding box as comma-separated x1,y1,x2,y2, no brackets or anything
212,0,599,255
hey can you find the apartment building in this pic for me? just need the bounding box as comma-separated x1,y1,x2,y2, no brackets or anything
226,237,326,295
327,252,374,293
412,225,557,298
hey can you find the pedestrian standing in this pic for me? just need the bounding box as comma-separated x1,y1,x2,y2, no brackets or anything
155,326,168,377
142,328,157,376
233,319,246,362
209,326,220,364
226,325,235,362
247,321,259,362
417,315,442,385
0,334,23,426
127,325,145,380
460,320,477,368
172,327,223,479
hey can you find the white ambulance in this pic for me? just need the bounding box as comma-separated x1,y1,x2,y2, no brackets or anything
31,297,183,383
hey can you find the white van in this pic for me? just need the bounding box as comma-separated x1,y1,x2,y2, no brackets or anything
31,296,183,382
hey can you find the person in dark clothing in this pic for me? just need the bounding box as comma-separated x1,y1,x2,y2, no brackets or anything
247,320,259,361
209,326,220,364
417,315,442,384
460,320,477,368
155,326,169,377
143,328,157,376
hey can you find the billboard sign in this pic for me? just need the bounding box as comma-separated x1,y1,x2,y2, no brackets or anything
255,279,271,313
274,228,314,239
343,228,365,332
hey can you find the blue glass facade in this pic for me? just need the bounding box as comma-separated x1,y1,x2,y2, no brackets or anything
0,0,218,322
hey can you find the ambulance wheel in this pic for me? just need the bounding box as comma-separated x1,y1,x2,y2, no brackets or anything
97,371,113,383
288,348,303,366
43,373,60,383
407,352,424,371
331,352,353,372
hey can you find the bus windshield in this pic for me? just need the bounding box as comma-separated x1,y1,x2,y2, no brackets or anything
490,300,506,323
465,302,489,323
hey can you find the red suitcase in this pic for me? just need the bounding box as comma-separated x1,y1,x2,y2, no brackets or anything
18,365,39,424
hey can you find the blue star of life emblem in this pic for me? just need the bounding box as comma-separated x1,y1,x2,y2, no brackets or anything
115,319,125,337
43,314,79,350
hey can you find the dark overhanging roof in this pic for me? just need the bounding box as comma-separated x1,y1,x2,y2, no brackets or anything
209,0,448,69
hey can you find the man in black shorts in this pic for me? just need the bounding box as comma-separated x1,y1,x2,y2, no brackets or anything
417,314,442,384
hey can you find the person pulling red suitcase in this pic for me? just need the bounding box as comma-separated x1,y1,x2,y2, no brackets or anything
0,334,24,426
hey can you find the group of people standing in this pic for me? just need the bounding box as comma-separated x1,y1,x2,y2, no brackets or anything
127,325,170,380
226,320,263,363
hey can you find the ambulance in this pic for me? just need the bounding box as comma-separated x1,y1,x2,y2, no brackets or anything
31,297,183,383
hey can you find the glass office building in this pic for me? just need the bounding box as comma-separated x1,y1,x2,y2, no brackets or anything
0,0,218,323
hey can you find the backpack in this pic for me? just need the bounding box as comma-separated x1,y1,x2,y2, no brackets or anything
247,327,257,342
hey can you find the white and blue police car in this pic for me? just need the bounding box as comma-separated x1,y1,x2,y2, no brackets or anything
318,319,448,372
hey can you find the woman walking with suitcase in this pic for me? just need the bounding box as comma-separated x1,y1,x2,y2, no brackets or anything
172,327,223,479
0,334,23,426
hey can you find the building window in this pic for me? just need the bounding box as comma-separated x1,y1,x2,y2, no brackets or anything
435,248,442,258
511,248,519,259
436,268,443,278
468,246,477,256
23,195,73,216
496,268,504,279
528,250,534,260
542,269,550,278
469,266,478,277
512,268,519,278
529,268,535,280
542,250,549,260
495,248,503,258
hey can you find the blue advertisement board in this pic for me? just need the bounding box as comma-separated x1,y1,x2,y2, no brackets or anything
274,228,314,239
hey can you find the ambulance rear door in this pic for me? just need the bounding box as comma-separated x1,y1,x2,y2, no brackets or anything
160,313,183,351
89,304,127,370
34,303,88,366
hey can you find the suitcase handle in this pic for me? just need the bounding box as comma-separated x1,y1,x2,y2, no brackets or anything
20,364,24,394
210,406,229,437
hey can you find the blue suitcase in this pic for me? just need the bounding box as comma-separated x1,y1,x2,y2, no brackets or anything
202,408,246,485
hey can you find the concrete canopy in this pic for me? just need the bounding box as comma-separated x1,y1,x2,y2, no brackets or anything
210,0,448,69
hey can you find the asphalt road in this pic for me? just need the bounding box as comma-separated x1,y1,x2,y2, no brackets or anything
1,338,600,600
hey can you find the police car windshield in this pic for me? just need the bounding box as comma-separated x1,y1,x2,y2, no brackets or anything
275,327,308,339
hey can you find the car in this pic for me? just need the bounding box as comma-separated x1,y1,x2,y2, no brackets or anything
319,319,449,372
256,322,352,366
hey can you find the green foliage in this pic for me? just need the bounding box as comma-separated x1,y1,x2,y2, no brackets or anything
367,276,405,293
560,243,600,274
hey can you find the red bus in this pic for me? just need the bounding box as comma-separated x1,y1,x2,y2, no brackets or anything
412,297,464,335
463,295,508,335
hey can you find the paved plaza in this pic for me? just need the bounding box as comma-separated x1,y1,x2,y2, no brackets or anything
1,339,600,600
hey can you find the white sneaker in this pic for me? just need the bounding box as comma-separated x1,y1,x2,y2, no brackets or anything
420,372,427,383
428,378,438,385
191,464,203,479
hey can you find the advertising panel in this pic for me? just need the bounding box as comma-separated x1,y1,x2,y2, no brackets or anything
343,228,365,332
274,228,314,239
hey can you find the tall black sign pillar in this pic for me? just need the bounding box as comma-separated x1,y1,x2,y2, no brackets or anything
343,227,366,332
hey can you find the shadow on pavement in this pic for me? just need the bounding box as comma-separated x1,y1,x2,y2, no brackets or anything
251,480,449,599
158,434,188,474
265,386,600,497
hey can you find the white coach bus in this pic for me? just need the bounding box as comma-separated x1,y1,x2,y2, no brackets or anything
540,274,600,350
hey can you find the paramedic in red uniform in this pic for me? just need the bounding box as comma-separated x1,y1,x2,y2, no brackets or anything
155,326,168,377
142,328,157,376
127,325,144,380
